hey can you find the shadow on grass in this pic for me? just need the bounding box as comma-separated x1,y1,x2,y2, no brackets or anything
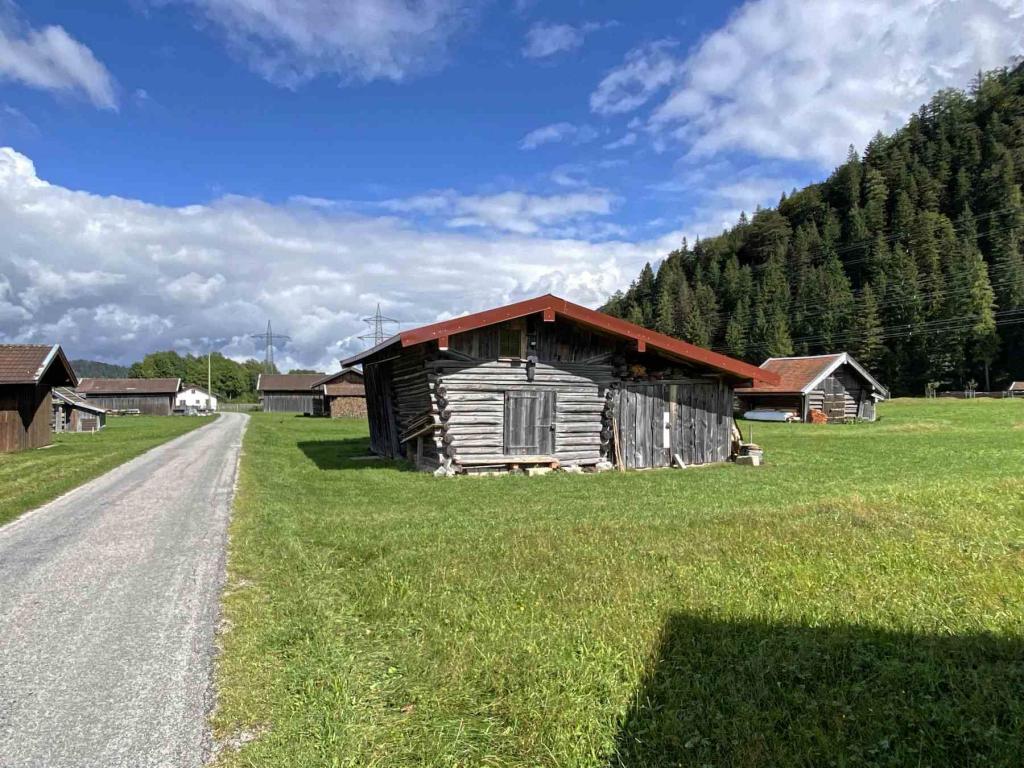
297,439,416,472
611,613,1024,767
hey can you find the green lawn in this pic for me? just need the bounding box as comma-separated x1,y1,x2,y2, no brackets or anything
0,415,211,527
213,401,1024,767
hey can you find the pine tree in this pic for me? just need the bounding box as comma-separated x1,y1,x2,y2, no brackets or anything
725,297,751,359
851,284,884,369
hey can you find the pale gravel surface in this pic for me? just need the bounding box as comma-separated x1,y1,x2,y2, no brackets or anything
0,412,248,768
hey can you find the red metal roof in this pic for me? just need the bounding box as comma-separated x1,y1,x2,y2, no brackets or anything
343,294,777,385
0,344,76,386
77,377,180,394
736,354,846,394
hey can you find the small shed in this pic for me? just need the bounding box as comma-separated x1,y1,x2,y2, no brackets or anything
341,294,775,474
1007,381,1024,398
176,385,218,412
52,387,107,433
76,378,181,415
736,353,888,423
256,373,324,414
0,343,77,452
313,368,366,417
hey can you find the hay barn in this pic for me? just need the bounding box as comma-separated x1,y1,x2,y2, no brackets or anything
736,353,888,423
76,378,181,415
341,294,775,474
257,373,324,414
0,344,77,453
313,368,366,418
52,387,106,433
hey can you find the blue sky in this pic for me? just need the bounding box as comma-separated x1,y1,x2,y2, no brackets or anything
0,0,1022,368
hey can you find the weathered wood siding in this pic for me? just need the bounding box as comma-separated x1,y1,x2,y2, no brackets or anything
261,392,318,414
807,365,871,422
617,380,732,469
434,359,613,466
84,394,174,416
52,402,105,433
0,384,51,453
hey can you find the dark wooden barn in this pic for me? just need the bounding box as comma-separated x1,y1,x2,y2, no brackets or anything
76,378,181,415
257,373,325,414
0,344,77,453
736,353,888,423
341,294,775,474
313,368,366,418
52,387,107,433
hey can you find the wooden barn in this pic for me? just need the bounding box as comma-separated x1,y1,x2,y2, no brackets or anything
256,373,324,414
341,294,775,474
1007,381,1024,398
52,387,106,433
313,368,366,417
76,378,181,415
736,353,888,423
0,344,77,453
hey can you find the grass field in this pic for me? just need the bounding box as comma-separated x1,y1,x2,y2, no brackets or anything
0,415,210,527
213,400,1024,767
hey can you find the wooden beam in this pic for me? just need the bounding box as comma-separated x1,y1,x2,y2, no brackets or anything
637,339,646,353
542,307,555,322
438,335,449,351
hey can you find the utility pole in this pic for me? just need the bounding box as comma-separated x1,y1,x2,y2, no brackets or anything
207,350,212,412
358,304,400,347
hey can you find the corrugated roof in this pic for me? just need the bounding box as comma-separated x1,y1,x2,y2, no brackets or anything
77,377,181,394
53,387,107,413
0,344,76,386
341,294,777,385
256,373,324,392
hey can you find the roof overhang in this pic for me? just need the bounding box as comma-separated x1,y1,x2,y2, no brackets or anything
342,294,778,385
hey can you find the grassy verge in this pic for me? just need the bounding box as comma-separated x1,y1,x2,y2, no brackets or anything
0,415,212,527
214,401,1024,767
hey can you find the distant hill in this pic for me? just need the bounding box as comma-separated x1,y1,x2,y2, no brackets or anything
70,359,131,378
605,62,1024,395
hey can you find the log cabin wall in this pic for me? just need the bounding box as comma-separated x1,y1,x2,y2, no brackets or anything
0,384,52,452
806,365,870,422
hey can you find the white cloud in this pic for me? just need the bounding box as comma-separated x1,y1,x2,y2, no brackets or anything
603,132,636,150
170,0,477,86
522,21,610,59
0,7,117,109
518,121,597,150
0,147,670,369
590,40,679,115
600,0,1024,168
382,188,616,235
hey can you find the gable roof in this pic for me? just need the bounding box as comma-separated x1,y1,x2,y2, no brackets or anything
311,367,363,388
256,373,324,392
1008,381,1024,391
77,377,181,395
0,344,77,387
341,294,777,385
179,384,215,396
737,353,888,398
52,387,106,413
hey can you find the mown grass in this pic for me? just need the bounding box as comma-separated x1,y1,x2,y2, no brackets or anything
0,415,210,527
213,400,1024,767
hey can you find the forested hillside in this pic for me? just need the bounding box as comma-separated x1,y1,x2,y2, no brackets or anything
605,63,1024,395
128,351,271,401
70,359,131,378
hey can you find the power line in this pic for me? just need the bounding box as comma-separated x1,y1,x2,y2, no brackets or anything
358,304,400,347
250,321,291,372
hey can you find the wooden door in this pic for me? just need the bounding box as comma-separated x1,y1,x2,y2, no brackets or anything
504,390,555,456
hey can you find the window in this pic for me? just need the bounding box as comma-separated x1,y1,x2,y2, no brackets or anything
499,324,525,359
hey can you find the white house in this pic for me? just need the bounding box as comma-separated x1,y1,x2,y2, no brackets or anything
176,385,218,412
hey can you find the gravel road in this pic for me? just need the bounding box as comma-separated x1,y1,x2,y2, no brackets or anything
0,412,248,768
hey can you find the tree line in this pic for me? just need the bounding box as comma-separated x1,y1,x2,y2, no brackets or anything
605,62,1024,395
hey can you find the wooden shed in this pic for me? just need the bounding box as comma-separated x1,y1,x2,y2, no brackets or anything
341,294,775,474
256,373,324,414
76,378,181,415
52,387,107,433
736,353,888,423
1007,381,1024,398
0,343,77,453
313,368,366,418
